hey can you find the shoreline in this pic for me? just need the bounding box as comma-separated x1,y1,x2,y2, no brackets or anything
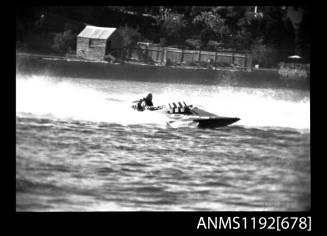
16,52,309,90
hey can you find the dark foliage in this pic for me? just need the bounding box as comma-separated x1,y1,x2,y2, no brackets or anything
16,6,310,67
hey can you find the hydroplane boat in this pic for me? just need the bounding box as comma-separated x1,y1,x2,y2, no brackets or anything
132,101,240,128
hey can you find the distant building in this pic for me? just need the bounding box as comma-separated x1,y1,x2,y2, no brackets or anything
76,25,123,61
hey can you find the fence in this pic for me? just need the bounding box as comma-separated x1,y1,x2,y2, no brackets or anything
128,42,253,71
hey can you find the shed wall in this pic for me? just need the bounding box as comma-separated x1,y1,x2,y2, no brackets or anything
76,37,106,60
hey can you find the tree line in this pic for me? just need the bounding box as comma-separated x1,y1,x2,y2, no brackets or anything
16,6,310,67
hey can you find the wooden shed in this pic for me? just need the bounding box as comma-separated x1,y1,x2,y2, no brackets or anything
76,25,123,61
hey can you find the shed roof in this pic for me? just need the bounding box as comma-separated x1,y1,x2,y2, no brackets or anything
78,25,117,40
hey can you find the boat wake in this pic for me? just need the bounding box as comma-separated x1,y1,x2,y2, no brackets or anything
16,74,310,131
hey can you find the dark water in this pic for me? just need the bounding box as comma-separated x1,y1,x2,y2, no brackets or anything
16,74,310,211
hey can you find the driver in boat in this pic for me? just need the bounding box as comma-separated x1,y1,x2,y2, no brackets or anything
136,93,153,111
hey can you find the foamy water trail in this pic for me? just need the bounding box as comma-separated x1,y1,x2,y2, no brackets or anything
16,74,310,130
16,75,169,126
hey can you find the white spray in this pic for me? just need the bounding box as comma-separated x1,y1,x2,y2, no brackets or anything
16,74,310,130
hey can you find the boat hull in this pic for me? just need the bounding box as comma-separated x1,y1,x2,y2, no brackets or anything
194,117,240,128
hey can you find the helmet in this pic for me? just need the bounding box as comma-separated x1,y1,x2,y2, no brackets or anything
146,93,152,100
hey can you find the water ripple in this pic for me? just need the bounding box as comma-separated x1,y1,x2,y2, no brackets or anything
16,116,310,211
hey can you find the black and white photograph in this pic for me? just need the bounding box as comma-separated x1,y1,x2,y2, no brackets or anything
16,6,310,212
